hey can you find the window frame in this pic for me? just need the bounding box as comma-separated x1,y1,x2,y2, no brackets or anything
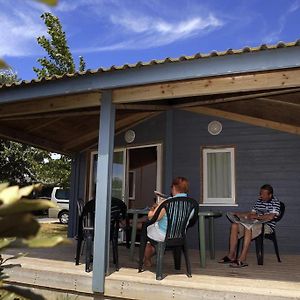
201,146,236,205
128,170,136,200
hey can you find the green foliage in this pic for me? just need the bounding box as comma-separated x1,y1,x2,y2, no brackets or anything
0,141,36,185
0,69,19,85
33,12,86,79
31,152,71,188
0,184,65,300
0,140,71,188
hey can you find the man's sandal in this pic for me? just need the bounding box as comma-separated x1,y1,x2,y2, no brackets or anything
229,260,248,268
218,256,236,264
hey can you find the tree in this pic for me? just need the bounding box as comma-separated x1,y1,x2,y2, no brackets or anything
31,152,71,188
33,12,85,79
0,70,71,187
0,69,19,85
0,0,58,69
0,140,71,188
0,140,36,185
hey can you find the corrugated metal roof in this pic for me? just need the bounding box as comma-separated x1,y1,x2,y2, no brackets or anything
1,39,300,89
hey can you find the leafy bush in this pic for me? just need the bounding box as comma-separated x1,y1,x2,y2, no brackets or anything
0,183,65,299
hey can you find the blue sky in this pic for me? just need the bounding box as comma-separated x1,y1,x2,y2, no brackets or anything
1,0,300,80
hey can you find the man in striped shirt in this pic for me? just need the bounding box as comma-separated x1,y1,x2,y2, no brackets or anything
219,184,281,267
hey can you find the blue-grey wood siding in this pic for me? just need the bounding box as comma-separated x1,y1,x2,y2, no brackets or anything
72,109,300,254
172,110,300,254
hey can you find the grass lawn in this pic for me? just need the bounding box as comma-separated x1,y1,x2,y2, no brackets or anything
37,223,68,239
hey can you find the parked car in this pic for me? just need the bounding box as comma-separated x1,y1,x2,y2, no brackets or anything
48,187,70,224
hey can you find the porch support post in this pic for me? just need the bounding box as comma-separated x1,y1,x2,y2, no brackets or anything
92,90,115,293
164,109,173,192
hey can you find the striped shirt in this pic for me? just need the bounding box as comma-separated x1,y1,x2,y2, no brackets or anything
252,196,281,230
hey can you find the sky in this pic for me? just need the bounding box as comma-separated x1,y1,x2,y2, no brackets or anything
1,0,300,80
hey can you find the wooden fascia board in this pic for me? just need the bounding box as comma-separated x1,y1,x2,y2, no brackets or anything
0,92,100,119
0,125,69,154
112,68,300,103
183,106,300,135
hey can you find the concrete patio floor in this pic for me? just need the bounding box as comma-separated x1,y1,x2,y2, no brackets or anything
2,239,300,300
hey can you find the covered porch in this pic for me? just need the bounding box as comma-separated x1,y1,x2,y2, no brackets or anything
1,40,300,295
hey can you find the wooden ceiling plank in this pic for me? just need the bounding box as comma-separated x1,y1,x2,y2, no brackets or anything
257,97,300,108
26,118,62,133
0,125,69,154
174,87,300,108
115,112,160,135
183,106,300,135
63,129,99,151
113,68,300,103
78,112,161,153
0,92,101,119
115,112,152,129
63,112,156,151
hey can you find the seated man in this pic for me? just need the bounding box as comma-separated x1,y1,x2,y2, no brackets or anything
219,184,281,267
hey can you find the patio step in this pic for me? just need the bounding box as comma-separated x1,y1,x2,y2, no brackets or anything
105,267,300,300
3,256,94,298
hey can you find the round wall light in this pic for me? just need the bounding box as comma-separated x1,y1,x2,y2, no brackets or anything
208,121,222,135
124,129,136,143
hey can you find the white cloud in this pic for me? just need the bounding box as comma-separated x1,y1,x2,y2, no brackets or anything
263,0,300,43
76,2,223,52
0,1,45,57
288,0,300,13
0,0,223,57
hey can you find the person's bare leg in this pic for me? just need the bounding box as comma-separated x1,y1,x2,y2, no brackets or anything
228,223,239,260
238,228,252,262
144,242,155,267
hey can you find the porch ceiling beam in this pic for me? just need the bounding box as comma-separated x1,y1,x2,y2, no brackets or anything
183,106,300,135
62,112,154,151
0,92,100,119
115,112,156,129
1,46,300,104
116,103,169,111
257,97,300,108
174,87,300,108
80,112,161,152
0,125,68,154
26,118,62,133
62,129,99,151
1,109,100,121
115,112,160,135
112,68,300,103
